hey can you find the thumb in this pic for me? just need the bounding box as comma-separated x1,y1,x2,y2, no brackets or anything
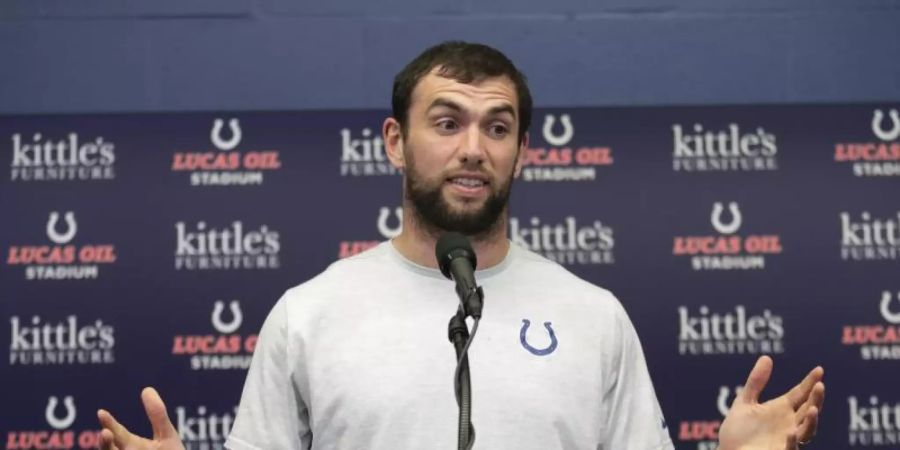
740,355,773,404
141,387,179,440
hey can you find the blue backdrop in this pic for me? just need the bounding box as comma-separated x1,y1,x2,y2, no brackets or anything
2,1,900,449
2,105,899,449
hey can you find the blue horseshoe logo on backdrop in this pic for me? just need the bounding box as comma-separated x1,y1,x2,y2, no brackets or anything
520,319,558,356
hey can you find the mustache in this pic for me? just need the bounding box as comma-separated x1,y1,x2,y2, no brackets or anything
443,167,493,181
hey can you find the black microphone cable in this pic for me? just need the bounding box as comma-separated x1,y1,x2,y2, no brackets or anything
437,232,484,450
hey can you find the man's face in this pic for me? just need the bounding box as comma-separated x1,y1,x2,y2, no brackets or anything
396,70,526,236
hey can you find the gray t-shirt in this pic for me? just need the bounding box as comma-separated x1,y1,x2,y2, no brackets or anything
225,241,674,450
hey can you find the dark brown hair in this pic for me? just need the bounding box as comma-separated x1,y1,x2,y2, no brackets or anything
391,41,533,145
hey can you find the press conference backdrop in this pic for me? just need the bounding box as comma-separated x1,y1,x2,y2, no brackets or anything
1,105,898,449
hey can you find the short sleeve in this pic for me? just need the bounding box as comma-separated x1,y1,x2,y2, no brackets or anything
603,305,674,450
226,295,312,450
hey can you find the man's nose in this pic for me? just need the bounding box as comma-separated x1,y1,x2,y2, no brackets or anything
458,124,487,164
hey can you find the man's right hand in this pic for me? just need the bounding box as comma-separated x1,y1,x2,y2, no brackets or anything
97,387,186,450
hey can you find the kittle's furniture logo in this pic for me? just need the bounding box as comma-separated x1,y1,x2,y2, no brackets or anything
672,122,778,172
174,220,280,270
9,132,115,182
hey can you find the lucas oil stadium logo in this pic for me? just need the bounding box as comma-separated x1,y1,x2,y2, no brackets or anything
672,202,782,271
834,108,900,177
171,300,256,370
171,117,282,186
520,113,613,182
5,211,117,280
5,396,104,450
841,290,900,360
338,206,401,258
677,385,742,449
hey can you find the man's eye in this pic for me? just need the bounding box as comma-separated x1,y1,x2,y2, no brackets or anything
436,120,458,132
489,124,509,138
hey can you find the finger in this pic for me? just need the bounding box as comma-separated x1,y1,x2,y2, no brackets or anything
793,381,823,423
142,387,179,440
785,430,799,450
796,381,825,419
811,381,825,411
99,428,119,450
785,366,824,410
798,406,820,443
97,409,133,448
740,355,773,403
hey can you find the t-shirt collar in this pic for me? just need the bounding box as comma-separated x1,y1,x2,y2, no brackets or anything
385,239,514,281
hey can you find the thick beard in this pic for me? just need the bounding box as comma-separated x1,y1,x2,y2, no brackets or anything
405,160,513,240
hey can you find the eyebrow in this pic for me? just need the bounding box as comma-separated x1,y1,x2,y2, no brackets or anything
427,98,463,113
487,104,516,120
426,98,517,120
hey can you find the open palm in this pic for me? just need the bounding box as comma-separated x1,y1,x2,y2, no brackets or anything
718,356,825,450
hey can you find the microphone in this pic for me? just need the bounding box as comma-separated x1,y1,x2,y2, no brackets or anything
435,232,483,450
435,232,481,318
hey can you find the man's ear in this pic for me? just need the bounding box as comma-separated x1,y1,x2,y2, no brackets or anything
514,132,529,178
383,117,405,171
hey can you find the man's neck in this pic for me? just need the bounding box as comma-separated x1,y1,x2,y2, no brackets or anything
391,211,510,271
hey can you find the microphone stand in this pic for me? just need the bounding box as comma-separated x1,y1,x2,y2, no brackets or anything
448,286,484,450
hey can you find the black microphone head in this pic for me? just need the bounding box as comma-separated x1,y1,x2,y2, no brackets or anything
435,232,477,280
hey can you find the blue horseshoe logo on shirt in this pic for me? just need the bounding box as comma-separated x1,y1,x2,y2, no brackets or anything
520,319,558,356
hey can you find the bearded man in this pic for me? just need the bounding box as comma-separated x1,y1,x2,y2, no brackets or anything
97,41,824,450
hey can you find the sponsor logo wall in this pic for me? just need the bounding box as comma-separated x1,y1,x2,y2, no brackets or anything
1,105,896,449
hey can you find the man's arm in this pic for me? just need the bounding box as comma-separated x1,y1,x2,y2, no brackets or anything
225,294,311,450
603,301,675,449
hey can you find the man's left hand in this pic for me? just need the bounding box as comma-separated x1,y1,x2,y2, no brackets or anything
717,356,825,450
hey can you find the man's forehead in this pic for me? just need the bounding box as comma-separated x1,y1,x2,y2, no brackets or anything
412,69,519,113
